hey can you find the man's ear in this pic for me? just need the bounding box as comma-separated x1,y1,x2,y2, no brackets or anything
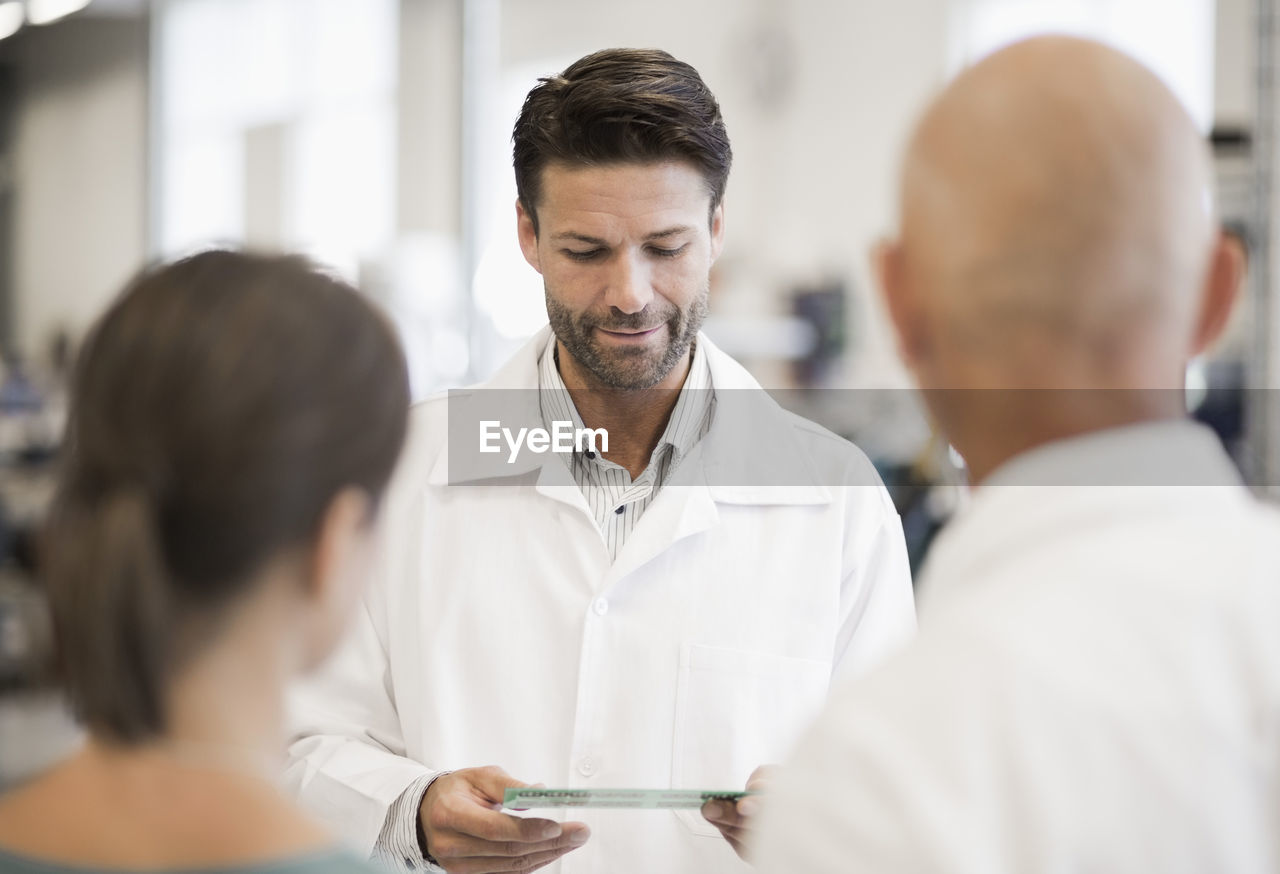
516,199,543,274
1191,229,1246,357
709,201,726,263
873,238,925,371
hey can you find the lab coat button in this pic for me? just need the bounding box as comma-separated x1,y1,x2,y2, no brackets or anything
593,597,609,616
578,756,597,776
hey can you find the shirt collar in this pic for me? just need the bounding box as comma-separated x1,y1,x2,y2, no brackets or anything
980,418,1243,488
536,332,715,473
916,418,1249,611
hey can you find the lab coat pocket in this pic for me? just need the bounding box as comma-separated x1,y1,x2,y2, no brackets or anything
670,643,830,837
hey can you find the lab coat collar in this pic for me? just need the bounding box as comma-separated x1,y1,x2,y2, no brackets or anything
429,326,834,506
917,418,1250,611
425,329,549,486
698,335,833,506
980,418,1243,489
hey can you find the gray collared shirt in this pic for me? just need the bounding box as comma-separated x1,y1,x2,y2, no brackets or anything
537,333,715,561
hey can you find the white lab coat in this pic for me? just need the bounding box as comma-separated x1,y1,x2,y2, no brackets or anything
285,327,915,874
756,420,1280,874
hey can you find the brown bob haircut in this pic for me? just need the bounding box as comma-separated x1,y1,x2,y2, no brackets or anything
512,47,733,234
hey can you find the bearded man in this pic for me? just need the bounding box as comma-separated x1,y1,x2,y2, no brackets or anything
286,48,915,874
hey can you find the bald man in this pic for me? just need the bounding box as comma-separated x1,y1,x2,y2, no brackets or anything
746,37,1280,873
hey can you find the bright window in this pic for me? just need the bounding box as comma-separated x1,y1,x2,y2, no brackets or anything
949,0,1215,131
153,0,397,277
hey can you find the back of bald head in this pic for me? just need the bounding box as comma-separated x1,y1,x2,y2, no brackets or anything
898,36,1216,386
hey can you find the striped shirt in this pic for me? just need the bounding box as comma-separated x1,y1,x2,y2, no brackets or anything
537,333,715,561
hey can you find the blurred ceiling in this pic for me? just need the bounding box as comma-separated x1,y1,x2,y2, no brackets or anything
83,0,147,15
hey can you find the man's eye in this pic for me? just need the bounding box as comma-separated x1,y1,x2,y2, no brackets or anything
564,249,604,261
649,245,688,258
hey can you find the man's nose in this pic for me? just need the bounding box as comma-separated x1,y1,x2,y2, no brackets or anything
604,252,654,315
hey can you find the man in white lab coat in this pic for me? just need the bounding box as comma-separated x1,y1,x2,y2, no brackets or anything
752,37,1280,873
285,48,915,874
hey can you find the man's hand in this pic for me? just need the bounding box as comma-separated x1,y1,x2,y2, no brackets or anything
419,766,590,873
700,765,777,862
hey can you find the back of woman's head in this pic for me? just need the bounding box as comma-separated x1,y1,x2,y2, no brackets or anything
43,250,410,745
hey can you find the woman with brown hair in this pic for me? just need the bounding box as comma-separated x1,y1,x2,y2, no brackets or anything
0,250,410,873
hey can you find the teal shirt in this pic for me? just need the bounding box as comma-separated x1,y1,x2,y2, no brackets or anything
0,848,386,874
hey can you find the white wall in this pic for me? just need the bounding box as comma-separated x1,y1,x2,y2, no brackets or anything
739,1,948,388
399,0,462,237
9,17,149,360
1215,0,1253,126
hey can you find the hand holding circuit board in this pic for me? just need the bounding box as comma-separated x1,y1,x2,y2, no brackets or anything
503,787,758,810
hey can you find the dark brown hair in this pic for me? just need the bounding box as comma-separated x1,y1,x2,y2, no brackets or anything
43,250,410,744
512,48,732,233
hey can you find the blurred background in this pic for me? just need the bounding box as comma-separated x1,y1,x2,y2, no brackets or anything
0,0,1277,785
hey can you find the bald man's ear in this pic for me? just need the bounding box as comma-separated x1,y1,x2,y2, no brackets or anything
1190,230,1246,357
874,238,926,371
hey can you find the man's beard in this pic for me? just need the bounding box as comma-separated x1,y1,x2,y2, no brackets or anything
545,285,708,390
